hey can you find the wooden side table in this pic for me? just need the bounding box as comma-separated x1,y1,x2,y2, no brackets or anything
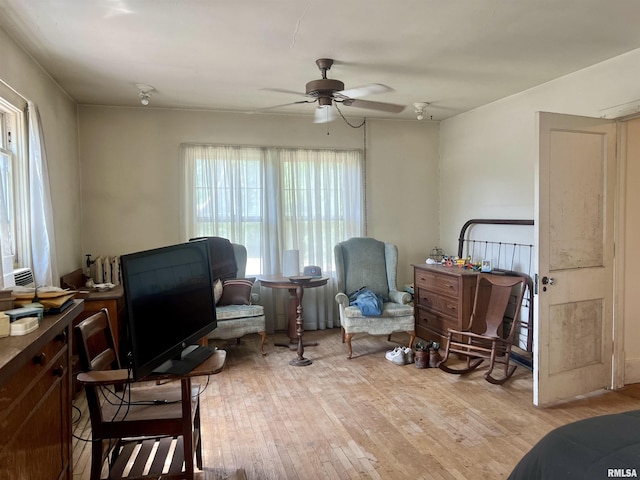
259,275,328,366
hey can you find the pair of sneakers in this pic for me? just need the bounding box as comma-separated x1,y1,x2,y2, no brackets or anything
385,346,414,365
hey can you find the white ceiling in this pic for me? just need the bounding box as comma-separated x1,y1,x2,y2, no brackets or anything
1,0,640,121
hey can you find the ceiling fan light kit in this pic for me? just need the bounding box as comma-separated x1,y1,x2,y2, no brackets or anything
263,58,406,124
414,102,429,120
136,83,155,106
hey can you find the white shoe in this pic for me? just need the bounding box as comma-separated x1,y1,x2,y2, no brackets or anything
385,346,406,365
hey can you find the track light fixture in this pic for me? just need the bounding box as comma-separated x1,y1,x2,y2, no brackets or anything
413,102,429,120
136,83,155,106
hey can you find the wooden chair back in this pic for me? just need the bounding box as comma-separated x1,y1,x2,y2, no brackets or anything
469,274,526,340
76,308,120,372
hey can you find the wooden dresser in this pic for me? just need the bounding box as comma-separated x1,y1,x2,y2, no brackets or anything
0,300,84,480
413,264,478,344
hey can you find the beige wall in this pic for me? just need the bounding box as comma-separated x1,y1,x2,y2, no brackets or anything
439,47,640,383
0,26,81,279
78,107,439,286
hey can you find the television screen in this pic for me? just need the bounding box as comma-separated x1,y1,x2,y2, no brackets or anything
121,239,217,380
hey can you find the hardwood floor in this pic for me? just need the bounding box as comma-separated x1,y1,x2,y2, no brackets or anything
72,329,640,479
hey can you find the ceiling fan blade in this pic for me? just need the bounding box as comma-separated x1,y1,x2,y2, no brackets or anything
254,99,316,112
313,105,337,123
336,83,393,99
345,98,406,113
261,87,309,97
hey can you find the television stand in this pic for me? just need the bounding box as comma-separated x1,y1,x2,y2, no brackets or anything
152,345,214,376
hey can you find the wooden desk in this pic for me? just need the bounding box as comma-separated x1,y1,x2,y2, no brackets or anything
259,275,328,366
77,350,226,479
0,300,84,480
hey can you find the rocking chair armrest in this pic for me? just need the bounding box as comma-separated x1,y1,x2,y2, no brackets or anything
447,329,509,343
335,292,349,307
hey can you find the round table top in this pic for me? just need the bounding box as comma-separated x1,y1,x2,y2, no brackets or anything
258,275,329,289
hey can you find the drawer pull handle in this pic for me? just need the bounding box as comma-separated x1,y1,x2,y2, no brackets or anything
56,330,68,343
33,353,46,365
53,365,65,377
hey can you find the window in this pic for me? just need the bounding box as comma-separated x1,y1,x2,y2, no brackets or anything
0,95,27,279
182,144,364,276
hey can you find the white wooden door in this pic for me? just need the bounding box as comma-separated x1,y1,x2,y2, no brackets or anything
535,112,616,406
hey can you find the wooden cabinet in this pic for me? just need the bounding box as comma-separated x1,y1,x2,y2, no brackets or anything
413,264,478,344
0,300,83,480
60,270,126,354
76,286,126,351
68,286,125,396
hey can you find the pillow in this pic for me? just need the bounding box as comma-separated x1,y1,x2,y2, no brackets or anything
218,278,255,306
213,278,223,305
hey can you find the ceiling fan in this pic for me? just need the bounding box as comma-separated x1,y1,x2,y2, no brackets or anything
262,58,406,123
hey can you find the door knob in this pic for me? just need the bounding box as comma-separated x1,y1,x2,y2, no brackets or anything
541,276,554,286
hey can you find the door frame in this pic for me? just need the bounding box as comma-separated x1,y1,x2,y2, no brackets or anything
613,117,635,390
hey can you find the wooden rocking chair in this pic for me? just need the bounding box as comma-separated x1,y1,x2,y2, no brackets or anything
438,273,527,385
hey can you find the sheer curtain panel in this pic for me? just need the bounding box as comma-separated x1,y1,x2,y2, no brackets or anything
0,148,13,287
27,102,58,287
181,144,365,332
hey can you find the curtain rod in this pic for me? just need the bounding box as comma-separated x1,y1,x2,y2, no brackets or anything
180,142,363,153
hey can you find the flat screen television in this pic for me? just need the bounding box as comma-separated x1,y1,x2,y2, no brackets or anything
120,239,217,380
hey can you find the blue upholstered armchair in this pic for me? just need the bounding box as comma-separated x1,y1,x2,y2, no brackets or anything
334,237,415,359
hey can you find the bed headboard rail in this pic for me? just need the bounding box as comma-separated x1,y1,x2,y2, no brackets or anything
457,218,535,357
457,218,534,258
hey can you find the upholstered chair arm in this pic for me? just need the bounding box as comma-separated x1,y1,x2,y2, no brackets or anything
335,292,350,307
389,289,411,305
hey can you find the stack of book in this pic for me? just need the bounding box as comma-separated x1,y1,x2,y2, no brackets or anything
13,290,76,313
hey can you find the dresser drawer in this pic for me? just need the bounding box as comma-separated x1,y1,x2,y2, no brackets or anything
416,307,458,337
415,269,460,297
416,288,459,317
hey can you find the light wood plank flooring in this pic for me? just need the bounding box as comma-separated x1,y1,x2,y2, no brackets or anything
72,329,640,479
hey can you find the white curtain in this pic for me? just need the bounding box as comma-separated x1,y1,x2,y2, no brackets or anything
181,144,364,332
27,102,58,287
0,149,14,287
